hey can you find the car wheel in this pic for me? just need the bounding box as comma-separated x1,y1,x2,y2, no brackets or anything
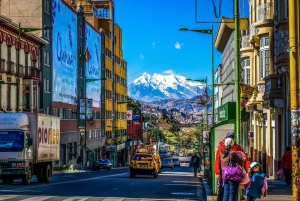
171,167,173,169
130,171,135,178
154,172,158,178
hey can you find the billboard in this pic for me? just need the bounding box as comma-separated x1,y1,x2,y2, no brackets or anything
85,23,101,107
52,0,78,104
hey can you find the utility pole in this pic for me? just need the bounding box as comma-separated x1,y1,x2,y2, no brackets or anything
289,0,300,200
234,0,241,143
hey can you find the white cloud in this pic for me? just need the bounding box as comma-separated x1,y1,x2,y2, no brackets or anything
174,42,181,49
152,42,156,48
140,54,145,59
163,69,175,75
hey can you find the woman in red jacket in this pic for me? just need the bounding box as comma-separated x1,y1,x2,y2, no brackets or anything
280,147,292,186
214,131,250,201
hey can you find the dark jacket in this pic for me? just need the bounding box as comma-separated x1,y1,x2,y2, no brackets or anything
191,155,200,165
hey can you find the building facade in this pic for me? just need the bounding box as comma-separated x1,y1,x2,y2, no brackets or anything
1,0,108,168
0,14,47,113
69,0,128,167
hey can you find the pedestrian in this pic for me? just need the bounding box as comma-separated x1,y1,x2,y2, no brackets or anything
221,138,247,201
190,152,200,177
245,162,268,201
77,155,83,170
214,131,250,201
280,146,292,186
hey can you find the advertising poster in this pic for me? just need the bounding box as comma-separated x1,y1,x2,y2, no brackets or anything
52,0,78,104
203,131,210,144
85,23,101,107
79,98,86,120
86,99,93,120
240,83,255,108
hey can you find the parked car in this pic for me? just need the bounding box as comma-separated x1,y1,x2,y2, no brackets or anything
162,158,174,169
94,159,112,171
172,158,180,167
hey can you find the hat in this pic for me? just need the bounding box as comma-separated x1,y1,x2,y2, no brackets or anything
226,131,235,138
225,138,234,146
250,162,261,168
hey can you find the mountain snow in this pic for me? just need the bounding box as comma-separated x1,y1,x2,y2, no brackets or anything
128,73,207,102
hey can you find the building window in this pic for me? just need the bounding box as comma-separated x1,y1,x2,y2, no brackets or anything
260,37,270,79
44,0,50,14
285,0,289,19
79,27,83,38
43,29,50,40
242,59,250,85
7,84,11,109
44,79,50,92
44,52,50,65
33,86,37,110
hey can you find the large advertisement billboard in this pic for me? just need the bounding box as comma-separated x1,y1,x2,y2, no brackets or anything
52,0,78,104
85,23,101,107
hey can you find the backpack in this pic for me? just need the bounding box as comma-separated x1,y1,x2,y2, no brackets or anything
222,152,245,185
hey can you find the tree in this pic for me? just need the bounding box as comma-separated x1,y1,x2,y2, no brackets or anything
127,97,141,115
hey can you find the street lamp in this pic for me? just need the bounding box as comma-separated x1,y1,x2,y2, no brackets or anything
17,24,52,112
187,77,209,131
81,77,106,169
180,26,215,127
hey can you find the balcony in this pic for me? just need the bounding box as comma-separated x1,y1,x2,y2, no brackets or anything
6,61,16,75
241,35,250,49
24,66,40,80
257,3,273,21
18,65,25,77
0,59,6,73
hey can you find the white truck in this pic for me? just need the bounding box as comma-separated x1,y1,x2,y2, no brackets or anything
0,113,60,185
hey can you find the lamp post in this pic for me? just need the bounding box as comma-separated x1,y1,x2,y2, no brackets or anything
82,77,105,169
17,24,52,112
180,25,214,127
187,77,209,131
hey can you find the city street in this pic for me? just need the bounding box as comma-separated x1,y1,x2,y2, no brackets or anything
0,166,202,201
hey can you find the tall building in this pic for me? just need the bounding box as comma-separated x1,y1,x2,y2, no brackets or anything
1,0,104,168
68,0,129,166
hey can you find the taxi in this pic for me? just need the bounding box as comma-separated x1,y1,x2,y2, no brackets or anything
130,148,159,178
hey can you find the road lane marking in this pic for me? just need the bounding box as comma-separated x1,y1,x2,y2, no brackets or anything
0,195,20,200
171,192,196,195
8,173,128,191
103,187,118,195
63,197,90,201
19,196,54,201
102,198,123,201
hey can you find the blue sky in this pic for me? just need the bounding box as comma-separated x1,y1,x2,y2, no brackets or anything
115,0,249,84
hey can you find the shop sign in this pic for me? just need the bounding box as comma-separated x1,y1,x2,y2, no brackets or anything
219,108,226,118
106,145,116,152
117,143,125,151
248,131,254,139
274,99,284,108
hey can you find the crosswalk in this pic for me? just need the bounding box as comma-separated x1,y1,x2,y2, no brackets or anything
0,195,192,201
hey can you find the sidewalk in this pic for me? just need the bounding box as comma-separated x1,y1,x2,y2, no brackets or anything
201,176,292,201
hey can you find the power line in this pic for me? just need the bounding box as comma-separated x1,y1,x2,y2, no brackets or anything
128,36,210,77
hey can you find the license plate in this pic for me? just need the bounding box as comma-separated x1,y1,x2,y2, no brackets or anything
140,164,146,168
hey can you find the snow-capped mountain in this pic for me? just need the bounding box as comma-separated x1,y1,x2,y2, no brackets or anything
128,73,208,102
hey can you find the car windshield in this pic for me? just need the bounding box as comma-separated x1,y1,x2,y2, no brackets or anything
133,154,153,161
173,159,179,161
163,159,171,162
0,131,24,152
100,159,110,163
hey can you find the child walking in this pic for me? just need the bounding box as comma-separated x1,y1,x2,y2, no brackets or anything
245,162,268,201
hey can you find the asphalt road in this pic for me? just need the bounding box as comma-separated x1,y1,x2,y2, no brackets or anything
0,166,202,201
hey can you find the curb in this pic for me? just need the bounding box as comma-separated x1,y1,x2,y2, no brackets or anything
202,176,216,201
